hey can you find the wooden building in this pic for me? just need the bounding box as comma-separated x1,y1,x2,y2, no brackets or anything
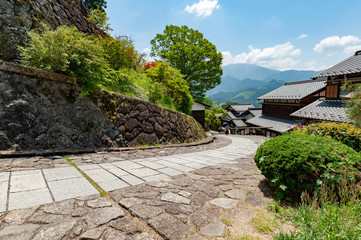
247,79,326,136
191,101,211,128
291,50,361,123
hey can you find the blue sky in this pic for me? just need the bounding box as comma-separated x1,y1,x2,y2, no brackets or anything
106,0,361,71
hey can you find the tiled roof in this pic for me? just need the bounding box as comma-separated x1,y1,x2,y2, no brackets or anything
231,119,247,127
248,109,262,117
312,50,361,79
227,111,237,119
258,79,326,100
226,104,255,112
246,115,298,133
290,100,352,123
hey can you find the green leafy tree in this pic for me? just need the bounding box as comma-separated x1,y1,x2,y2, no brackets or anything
201,97,214,106
146,62,193,114
150,25,223,100
84,0,107,11
19,25,123,94
346,84,361,127
88,8,112,33
205,106,226,130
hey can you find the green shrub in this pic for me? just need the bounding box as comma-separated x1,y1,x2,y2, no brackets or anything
100,36,139,70
254,133,361,197
88,8,112,33
205,106,226,131
19,24,123,94
146,62,193,114
292,122,361,152
346,83,361,127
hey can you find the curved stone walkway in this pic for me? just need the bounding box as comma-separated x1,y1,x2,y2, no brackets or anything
0,135,277,240
0,136,258,212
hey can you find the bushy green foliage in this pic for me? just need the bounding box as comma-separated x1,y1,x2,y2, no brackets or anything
150,25,223,100
146,62,193,114
254,133,361,197
101,36,139,70
19,24,192,115
88,8,112,33
205,107,226,131
346,83,361,127
292,122,361,152
19,25,123,94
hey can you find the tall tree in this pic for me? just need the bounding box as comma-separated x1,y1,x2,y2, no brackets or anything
150,25,223,100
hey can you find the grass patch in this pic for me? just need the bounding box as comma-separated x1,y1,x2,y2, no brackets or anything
64,156,107,197
251,209,278,233
105,68,150,101
221,218,233,226
246,190,253,196
275,176,361,239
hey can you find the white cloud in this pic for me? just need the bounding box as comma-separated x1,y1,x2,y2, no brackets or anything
298,34,308,39
314,35,361,54
222,42,301,70
142,48,154,62
303,61,328,71
185,0,220,17
143,48,151,55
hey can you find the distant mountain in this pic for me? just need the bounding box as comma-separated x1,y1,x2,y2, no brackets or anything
209,79,285,105
207,77,263,95
263,70,321,82
231,80,285,105
222,63,278,80
207,63,320,105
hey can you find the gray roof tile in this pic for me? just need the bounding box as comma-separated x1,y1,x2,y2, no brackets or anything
313,50,361,79
231,119,247,127
246,115,298,133
227,104,255,112
258,79,326,100
290,100,352,123
248,109,262,117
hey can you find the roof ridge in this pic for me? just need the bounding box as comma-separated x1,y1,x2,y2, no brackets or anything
285,79,325,85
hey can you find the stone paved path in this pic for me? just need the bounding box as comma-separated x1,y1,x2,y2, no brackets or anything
0,136,258,212
0,135,281,240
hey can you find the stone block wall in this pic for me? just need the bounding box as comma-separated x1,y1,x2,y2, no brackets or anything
0,62,124,151
91,92,207,147
0,62,206,151
0,0,105,62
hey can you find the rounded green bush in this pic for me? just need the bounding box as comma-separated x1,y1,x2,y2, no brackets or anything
254,133,361,197
292,122,361,152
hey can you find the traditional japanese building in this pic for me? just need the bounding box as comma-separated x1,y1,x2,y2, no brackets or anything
247,79,326,137
291,50,361,123
191,100,211,127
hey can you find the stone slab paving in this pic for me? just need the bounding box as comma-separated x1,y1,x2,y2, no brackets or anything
9,135,257,213
0,135,275,240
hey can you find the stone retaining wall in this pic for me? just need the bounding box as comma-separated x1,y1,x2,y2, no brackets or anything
0,62,124,151
91,92,206,147
0,0,105,62
0,62,206,151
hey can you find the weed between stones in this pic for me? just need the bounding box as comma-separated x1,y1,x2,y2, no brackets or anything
64,156,107,197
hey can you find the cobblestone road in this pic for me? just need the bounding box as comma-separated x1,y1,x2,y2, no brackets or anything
0,135,276,240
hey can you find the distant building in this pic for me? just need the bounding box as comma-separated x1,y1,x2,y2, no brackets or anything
225,104,255,118
248,79,326,137
223,104,255,129
191,101,211,127
291,50,361,123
